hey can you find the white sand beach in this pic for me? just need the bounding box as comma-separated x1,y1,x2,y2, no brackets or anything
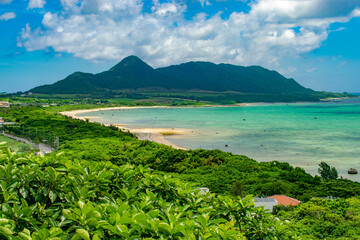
60,106,190,150
59,103,287,150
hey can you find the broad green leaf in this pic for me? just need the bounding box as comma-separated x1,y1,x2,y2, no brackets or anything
19,232,32,240
62,209,72,219
0,218,9,224
0,226,13,235
210,218,227,225
49,190,57,203
158,222,171,235
197,215,206,227
76,229,90,240
92,234,101,240
147,210,159,218
71,234,83,240
22,229,31,236
20,187,29,199
49,227,63,237
78,200,85,210
116,224,128,234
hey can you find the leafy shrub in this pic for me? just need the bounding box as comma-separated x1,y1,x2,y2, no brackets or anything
0,149,295,239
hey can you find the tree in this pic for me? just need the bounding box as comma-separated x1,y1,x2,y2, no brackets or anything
318,161,338,180
231,180,244,197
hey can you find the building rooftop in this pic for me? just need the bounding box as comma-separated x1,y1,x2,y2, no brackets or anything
254,197,277,203
0,101,10,108
268,195,301,206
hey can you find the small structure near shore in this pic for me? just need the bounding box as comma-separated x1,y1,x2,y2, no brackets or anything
0,117,15,127
0,101,10,108
253,195,301,212
268,195,301,206
254,198,278,212
348,168,358,174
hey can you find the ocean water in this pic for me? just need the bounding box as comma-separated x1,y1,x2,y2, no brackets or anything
78,98,360,181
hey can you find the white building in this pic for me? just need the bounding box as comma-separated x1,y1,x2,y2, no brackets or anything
253,198,278,212
0,101,10,108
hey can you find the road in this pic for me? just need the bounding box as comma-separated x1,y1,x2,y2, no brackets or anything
1,131,54,155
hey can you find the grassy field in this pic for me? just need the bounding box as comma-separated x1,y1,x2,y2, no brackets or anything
0,135,34,153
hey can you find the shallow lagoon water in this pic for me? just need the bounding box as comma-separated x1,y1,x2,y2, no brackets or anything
78,98,360,181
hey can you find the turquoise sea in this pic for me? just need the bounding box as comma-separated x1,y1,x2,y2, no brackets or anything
78,98,360,181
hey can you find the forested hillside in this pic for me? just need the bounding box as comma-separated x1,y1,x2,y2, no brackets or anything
30,56,315,99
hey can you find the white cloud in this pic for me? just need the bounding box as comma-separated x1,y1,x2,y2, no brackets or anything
251,0,360,20
0,12,16,21
0,0,12,4
152,2,185,17
351,8,360,17
198,0,211,7
19,0,360,69
306,67,317,73
28,0,46,9
279,66,297,75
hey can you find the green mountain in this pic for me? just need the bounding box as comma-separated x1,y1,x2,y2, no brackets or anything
30,55,313,95
31,72,99,94
96,55,181,90
157,62,308,93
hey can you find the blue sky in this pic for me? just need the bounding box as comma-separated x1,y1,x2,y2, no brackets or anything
1,0,360,93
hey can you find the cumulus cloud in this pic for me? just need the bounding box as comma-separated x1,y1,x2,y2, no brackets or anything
306,67,317,73
351,8,360,17
0,0,12,4
250,0,360,20
0,12,16,21
198,0,211,7
28,0,46,9
19,0,360,68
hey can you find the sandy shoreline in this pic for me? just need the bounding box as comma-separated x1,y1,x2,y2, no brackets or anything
59,99,350,150
60,106,192,150
60,104,262,150
60,103,259,118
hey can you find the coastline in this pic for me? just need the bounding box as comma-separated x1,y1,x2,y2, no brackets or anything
60,103,267,150
59,101,290,119
60,106,191,150
59,98,353,151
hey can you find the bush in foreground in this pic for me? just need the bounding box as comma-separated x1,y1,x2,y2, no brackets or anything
0,149,295,240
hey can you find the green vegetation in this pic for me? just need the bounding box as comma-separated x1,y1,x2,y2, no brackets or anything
275,198,360,239
318,162,338,181
2,106,360,201
4,94,210,112
1,105,360,239
0,150,291,239
27,55,347,103
0,135,33,153
30,56,311,95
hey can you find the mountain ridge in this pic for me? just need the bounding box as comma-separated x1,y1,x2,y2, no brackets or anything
30,56,314,95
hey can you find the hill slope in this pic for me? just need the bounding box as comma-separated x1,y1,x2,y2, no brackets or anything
31,72,100,94
30,56,313,95
157,62,309,93
96,55,182,90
